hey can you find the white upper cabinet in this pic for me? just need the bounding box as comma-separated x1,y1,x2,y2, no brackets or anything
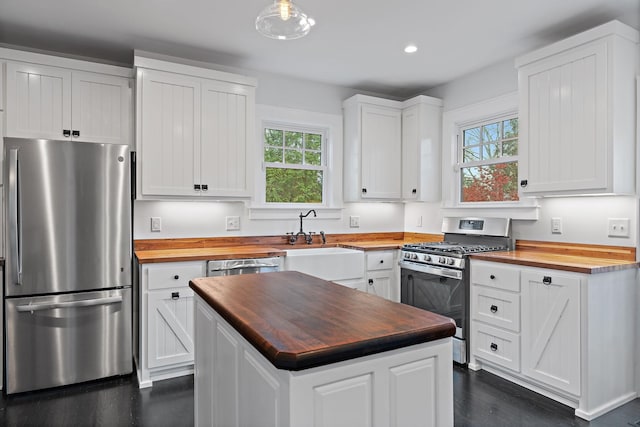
344,95,402,201
5,61,131,144
135,56,256,200
401,96,443,202
139,69,201,197
516,20,638,196
343,94,442,202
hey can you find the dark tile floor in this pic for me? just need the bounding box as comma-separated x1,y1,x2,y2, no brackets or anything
0,365,638,426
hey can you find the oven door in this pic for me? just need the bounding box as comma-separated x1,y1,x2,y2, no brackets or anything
400,261,468,363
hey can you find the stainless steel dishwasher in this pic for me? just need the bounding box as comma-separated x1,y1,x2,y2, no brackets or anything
206,257,282,276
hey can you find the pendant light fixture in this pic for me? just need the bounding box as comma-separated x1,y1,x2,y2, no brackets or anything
255,0,314,40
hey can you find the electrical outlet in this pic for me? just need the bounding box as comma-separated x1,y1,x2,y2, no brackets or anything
551,217,562,234
150,217,162,232
608,218,630,237
417,215,423,227
226,216,240,231
349,215,360,228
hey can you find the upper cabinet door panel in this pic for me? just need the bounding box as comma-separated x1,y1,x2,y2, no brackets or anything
5,62,72,140
140,69,201,197
360,104,401,199
401,105,419,200
200,81,253,197
71,71,131,145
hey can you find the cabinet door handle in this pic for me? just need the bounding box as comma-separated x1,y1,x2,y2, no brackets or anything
412,188,417,194
63,129,71,137
542,276,552,285
173,275,179,280
194,184,201,191
361,188,367,194
72,130,80,138
520,179,528,188
490,274,495,280
490,343,498,352
171,292,180,300
201,184,208,191
490,304,498,313
368,279,374,285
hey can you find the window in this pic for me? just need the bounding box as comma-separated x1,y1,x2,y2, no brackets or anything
459,116,518,203
263,123,326,204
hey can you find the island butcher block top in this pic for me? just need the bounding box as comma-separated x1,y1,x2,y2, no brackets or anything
190,271,456,370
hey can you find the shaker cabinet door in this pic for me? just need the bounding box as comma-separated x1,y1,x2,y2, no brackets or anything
5,62,72,140
139,69,201,196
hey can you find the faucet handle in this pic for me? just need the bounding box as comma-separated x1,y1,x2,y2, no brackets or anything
305,232,314,244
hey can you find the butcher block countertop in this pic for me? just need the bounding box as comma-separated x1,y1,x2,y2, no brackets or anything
135,245,286,264
189,271,456,370
470,240,639,274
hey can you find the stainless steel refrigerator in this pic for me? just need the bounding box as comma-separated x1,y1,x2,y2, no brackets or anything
4,137,132,394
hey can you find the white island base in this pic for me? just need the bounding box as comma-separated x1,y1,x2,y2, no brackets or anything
194,295,454,427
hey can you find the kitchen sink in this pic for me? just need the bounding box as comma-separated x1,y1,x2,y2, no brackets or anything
284,247,364,281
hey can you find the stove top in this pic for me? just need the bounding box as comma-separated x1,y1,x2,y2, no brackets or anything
403,242,508,255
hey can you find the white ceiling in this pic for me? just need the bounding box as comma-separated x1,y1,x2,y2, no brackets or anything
1,0,638,98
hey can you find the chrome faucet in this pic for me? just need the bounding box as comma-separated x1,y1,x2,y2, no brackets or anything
286,210,317,244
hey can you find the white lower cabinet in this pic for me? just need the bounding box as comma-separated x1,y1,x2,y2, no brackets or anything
138,261,205,387
364,250,398,301
470,259,637,420
194,294,454,427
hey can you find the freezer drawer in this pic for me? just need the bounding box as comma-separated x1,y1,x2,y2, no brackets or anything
5,288,132,394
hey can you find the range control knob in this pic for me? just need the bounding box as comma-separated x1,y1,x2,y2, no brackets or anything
403,253,410,259
439,257,446,264
447,258,455,266
423,255,431,262
411,253,419,260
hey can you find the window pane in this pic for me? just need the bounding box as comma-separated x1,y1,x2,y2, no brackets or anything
266,168,323,203
463,146,480,162
461,162,519,202
305,151,321,166
482,123,500,142
483,143,499,160
285,131,303,149
463,127,480,146
503,119,518,138
503,139,518,156
264,147,283,163
265,129,283,147
284,149,303,164
305,133,322,150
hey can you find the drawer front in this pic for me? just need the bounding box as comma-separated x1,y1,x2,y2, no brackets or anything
366,251,394,271
472,286,520,332
146,262,205,290
472,262,520,292
472,323,520,372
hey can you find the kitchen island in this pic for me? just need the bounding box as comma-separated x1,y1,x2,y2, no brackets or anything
190,271,456,427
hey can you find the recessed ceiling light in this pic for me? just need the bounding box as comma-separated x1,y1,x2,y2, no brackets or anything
404,44,418,54
308,17,316,26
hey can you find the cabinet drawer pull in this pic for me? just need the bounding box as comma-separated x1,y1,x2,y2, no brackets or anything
194,184,201,191
490,274,495,280
171,292,180,300
520,179,528,188
490,304,498,313
63,129,71,137
173,275,179,280
379,259,384,264
72,130,80,138
542,276,552,285
201,184,208,191
490,343,498,352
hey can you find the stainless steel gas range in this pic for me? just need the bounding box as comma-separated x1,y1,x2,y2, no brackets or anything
400,217,512,364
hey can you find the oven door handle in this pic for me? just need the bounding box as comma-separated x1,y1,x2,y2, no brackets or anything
399,261,463,280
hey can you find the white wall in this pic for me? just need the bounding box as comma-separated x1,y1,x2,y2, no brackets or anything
133,201,404,239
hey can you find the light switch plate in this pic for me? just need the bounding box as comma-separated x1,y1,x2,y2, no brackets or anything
150,217,162,232
226,216,240,231
608,218,630,237
349,215,360,228
551,217,562,234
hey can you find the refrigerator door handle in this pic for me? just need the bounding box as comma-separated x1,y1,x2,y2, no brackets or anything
15,295,123,313
8,148,22,286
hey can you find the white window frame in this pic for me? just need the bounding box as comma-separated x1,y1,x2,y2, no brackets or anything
250,104,343,220
441,92,539,220
262,121,328,207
